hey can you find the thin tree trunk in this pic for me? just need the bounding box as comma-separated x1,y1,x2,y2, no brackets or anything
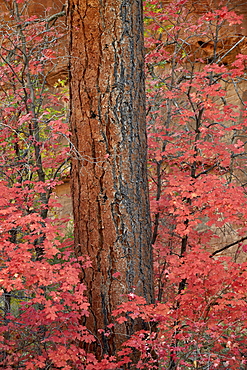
68,0,153,358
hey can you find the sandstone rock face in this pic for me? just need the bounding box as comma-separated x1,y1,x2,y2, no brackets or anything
0,0,72,221
161,0,247,34
0,0,65,18
2,0,247,256
146,0,247,261
0,0,68,86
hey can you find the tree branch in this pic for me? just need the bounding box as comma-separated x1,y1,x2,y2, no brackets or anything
210,235,247,257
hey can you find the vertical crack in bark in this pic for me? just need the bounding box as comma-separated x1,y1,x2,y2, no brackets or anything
69,0,153,358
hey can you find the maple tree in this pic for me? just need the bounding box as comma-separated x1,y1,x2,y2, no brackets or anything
0,1,96,368
2,0,247,369
110,1,247,369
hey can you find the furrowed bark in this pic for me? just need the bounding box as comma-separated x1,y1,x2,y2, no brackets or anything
68,0,153,358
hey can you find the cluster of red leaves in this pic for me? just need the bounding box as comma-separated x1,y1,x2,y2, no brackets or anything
113,252,247,369
2,0,247,369
109,1,247,369
0,3,99,369
0,187,92,368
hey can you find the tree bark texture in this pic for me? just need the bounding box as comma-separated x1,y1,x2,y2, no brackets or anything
68,0,153,357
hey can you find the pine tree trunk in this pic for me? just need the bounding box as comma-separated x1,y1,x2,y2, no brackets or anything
68,0,153,357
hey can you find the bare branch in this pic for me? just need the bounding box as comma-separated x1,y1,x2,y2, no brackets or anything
210,236,247,257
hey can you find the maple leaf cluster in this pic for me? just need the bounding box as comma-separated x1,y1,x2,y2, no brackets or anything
1,0,247,369
0,2,97,369
112,0,247,368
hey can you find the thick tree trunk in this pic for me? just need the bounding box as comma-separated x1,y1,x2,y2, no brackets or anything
68,0,153,357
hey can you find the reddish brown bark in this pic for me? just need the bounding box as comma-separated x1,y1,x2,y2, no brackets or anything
68,0,153,358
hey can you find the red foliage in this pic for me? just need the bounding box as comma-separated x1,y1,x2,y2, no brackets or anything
0,2,96,369
111,1,247,369
2,0,247,369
